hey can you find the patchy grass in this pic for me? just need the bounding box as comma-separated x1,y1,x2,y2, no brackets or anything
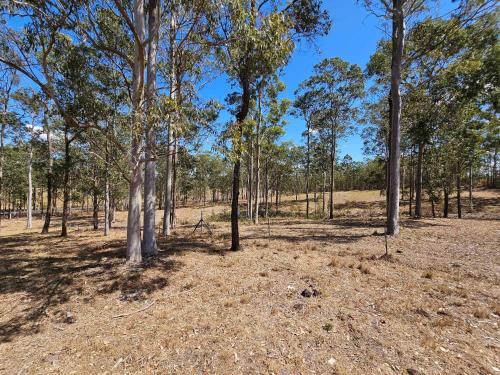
0,189,499,374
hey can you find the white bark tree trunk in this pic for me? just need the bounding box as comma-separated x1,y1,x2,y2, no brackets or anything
143,0,160,256
126,0,146,263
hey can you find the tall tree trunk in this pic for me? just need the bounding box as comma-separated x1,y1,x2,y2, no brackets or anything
386,91,392,218
26,121,34,229
443,187,449,218
42,109,53,234
305,121,310,219
468,161,473,213
143,0,160,256
415,142,424,218
126,0,146,264
231,72,250,251
329,129,336,220
0,122,4,228
61,124,71,237
322,171,326,215
163,12,176,236
247,140,253,221
264,159,269,218
275,177,279,214
162,121,174,236
493,147,498,188
93,167,99,230
456,171,462,219
171,134,178,228
409,151,414,217
253,85,262,224
387,0,404,235
104,135,110,236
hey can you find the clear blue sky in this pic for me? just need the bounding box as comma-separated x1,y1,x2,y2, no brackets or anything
201,1,384,161
201,1,458,161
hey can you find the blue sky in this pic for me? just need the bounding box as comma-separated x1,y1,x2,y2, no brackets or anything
201,1,384,161
200,1,458,161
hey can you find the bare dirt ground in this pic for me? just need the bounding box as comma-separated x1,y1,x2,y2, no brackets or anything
0,190,499,374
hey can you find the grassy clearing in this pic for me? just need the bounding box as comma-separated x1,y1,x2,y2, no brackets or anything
0,190,499,374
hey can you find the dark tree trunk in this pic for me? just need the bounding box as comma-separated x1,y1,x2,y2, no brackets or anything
230,71,250,251
322,171,326,215
443,188,449,218
93,169,99,230
456,172,462,219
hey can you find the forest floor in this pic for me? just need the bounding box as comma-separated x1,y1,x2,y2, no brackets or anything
0,189,499,375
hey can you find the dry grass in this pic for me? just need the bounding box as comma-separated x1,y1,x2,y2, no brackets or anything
0,189,499,374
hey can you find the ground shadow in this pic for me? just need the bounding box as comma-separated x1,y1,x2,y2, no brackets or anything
0,232,183,343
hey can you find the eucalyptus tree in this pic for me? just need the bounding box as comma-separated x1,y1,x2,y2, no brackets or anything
293,87,318,219
0,68,19,221
212,0,330,250
298,58,364,219
253,76,289,223
159,0,217,236
11,89,44,228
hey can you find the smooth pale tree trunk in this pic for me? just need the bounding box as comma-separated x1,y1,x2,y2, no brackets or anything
387,0,404,235
415,143,424,218
27,146,33,229
456,172,462,219
329,129,337,220
61,124,71,237
171,134,178,228
143,0,160,256
305,121,310,219
253,86,262,224
26,119,34,229
386,91,392,218
42,109,53,234
126,0,146,264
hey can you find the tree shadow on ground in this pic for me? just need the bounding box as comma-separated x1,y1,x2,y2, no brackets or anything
0,232,183,343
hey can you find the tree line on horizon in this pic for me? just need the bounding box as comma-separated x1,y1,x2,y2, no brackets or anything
0,0,498,264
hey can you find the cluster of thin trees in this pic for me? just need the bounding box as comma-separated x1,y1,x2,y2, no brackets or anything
0,0,497,265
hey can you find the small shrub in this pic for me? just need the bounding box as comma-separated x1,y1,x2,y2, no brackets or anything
357,263,371,275
422,271,434,279
473,307,489,319
322,323,333,332
328,256,341,267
